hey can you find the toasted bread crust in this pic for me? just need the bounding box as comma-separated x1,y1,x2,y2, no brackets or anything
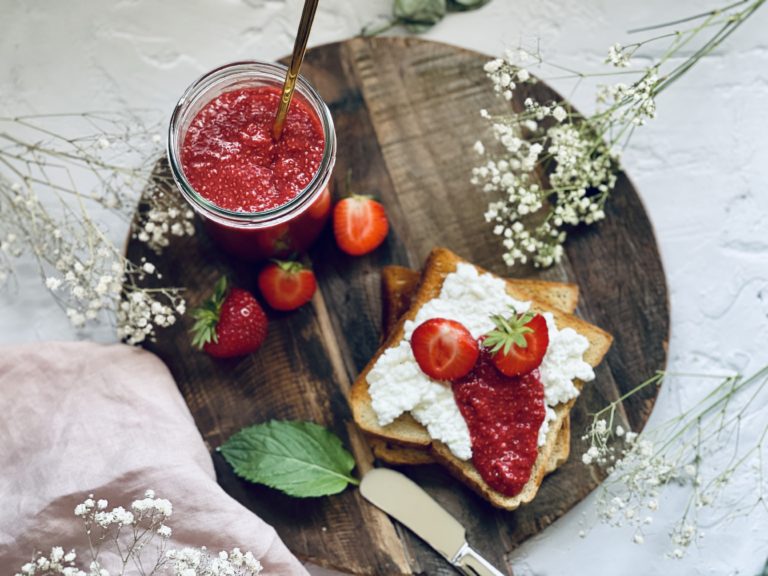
367,437,438,465
368,414,570,469
351,248,612,510
381,266,423,340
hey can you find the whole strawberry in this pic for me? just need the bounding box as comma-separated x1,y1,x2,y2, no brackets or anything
257,259,317,311
190,277,268,358
483,310,549,377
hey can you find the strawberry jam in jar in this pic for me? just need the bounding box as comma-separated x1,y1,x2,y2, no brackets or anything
168,61,336,261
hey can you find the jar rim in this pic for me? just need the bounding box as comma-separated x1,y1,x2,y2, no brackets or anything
167,60,336,226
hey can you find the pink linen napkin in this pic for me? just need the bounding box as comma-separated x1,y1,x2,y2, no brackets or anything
0,341,308,575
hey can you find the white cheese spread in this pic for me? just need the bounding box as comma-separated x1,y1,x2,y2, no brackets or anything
367,263,595,461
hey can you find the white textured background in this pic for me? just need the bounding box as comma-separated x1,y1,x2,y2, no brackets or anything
2,1,768,575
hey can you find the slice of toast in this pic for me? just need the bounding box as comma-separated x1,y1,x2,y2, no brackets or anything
351,248,613,509
355,252,604,449
372,265,579,468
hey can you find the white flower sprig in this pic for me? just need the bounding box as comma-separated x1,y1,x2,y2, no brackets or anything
16,490,263,576
581,366,768,558
472,0,765,267
0,112,194,344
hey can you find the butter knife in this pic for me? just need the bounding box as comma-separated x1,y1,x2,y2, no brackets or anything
360,468,506,576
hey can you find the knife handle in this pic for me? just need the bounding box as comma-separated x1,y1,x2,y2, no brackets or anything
453,543,507,576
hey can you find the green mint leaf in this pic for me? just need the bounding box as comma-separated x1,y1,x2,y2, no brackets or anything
219,420,359,498
394,0,446,30
448,0,491,11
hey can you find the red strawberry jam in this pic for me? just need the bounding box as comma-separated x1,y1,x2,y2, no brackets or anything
180,86,325,213
452,351,546,497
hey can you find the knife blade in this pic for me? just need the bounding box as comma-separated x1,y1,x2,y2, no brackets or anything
360,468,507,576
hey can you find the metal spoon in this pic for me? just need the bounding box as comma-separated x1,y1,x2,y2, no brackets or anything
272,0,321,141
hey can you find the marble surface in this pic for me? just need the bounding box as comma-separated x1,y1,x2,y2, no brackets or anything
2,1,768,574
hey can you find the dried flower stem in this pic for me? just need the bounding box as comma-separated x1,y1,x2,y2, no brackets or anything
583,365,768,557
0,112,195,344
16,490,263,576
472,0,765,268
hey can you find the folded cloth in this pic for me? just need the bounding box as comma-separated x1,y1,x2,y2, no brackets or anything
0,342,308,575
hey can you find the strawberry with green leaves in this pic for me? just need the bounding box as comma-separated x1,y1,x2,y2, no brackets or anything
191,277,268,358
483,310,549,377
257,259,317,311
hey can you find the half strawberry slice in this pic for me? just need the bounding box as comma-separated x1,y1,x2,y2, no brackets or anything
333,194,389,256
410,318,480,381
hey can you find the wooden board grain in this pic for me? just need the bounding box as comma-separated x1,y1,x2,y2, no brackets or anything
127,37,669,575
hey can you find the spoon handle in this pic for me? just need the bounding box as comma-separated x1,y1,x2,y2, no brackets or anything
273,0,321,141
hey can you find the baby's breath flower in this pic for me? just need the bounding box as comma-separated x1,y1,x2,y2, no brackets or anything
471,6,727,269
582,367,768,556
0,113,193,343
607,43,632,68
45,277,62,291
21,490,263,576
471,48,621,267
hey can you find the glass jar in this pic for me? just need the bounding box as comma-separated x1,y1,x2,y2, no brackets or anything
167,61,336,261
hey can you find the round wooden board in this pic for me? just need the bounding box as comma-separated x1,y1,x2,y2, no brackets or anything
127,37,669,575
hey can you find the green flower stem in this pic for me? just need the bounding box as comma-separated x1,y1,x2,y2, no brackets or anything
655,0,766,94
592,372,664,420
647,367,768,459
627,0,751,33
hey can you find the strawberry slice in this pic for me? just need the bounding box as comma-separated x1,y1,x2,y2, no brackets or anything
410,318,480,381
333,194,389,256
257,259,317,311
190,277,268,359
483,311,549,377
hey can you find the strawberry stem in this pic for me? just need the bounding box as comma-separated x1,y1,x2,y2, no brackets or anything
341,169,376,202
483,309,536,355
270,258,306,274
